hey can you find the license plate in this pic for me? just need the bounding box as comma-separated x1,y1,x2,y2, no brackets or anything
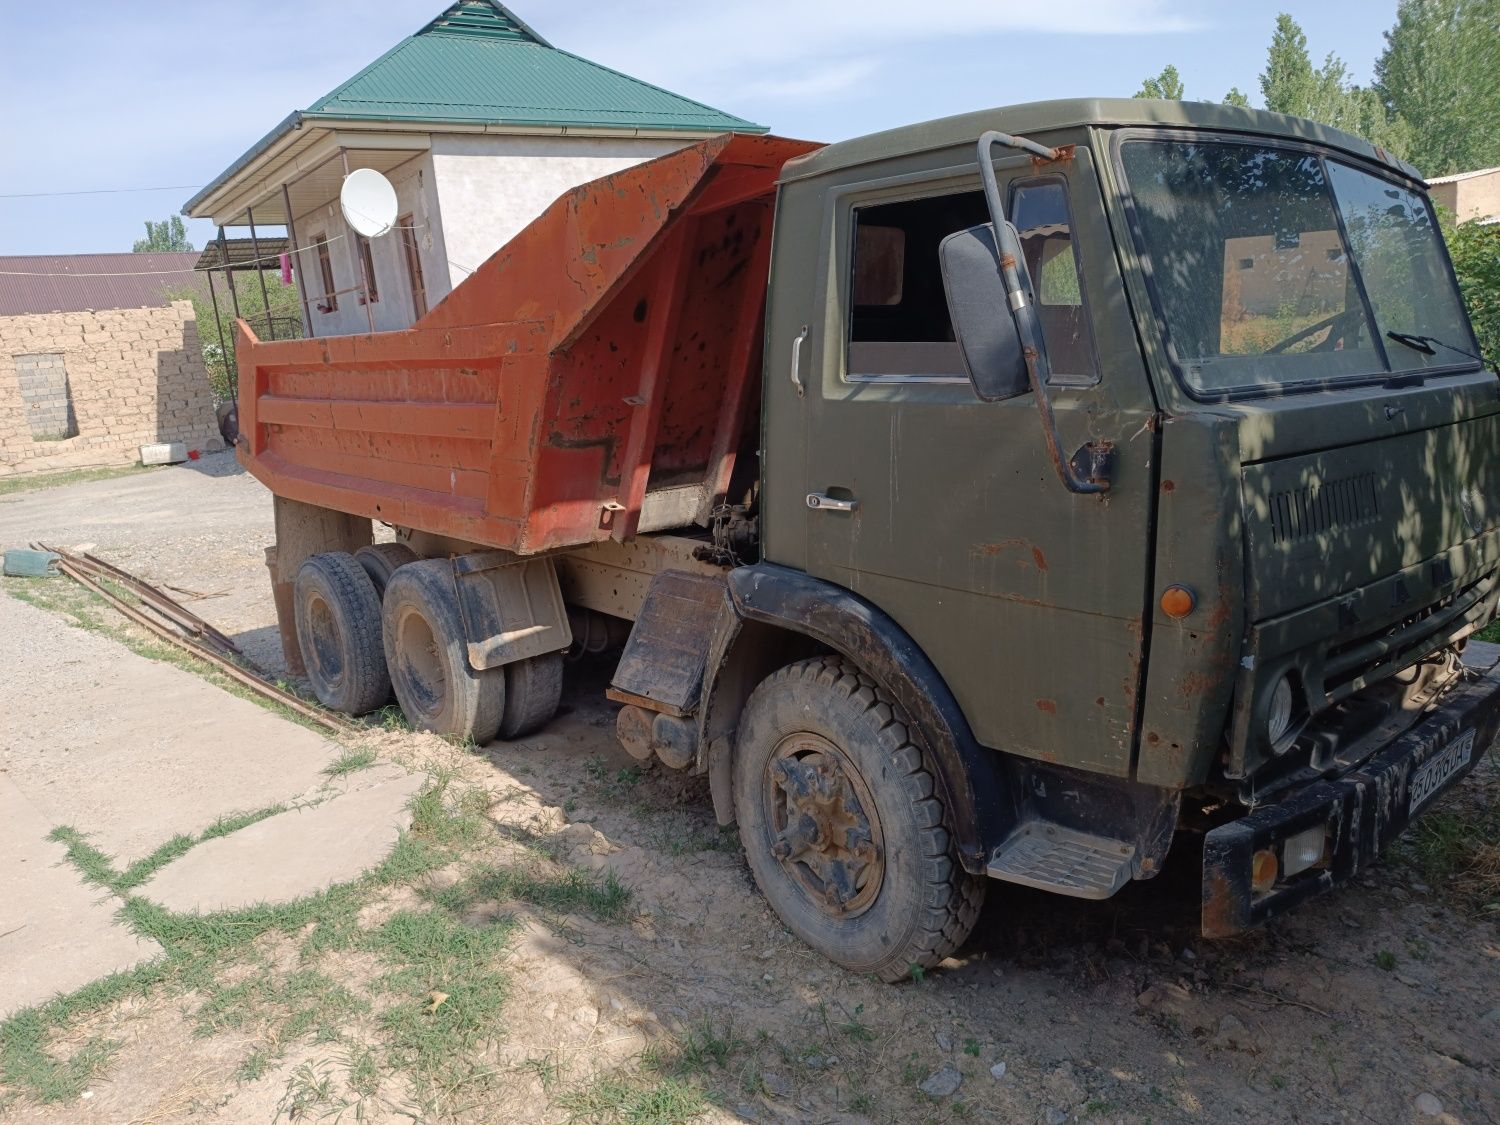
1407,729,1477,814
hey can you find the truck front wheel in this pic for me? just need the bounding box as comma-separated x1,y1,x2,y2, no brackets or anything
733,656,984,982
382,560,505,744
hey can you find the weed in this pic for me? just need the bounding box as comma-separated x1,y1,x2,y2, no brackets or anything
431,862,633,924
557,1073,707,1124
1270,1074,1289,1091
276,1060,342,1120
1375,950,1398,971
45,826,116,889
849,1091,876,1113
901,1052,924,1085
324,747,378,777
908,962,926,983
0,463,156,498
962,1036,982,1057
525,1054,562,1091
839,1003,876,1043
372,704,411,732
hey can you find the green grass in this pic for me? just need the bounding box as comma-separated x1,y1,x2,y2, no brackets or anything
324,747,378,777
557,1074,708,1125
0,463,157,498
2,776,517,1113
430,863,633,924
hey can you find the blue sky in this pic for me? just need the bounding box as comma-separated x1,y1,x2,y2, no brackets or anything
0,0,1398,256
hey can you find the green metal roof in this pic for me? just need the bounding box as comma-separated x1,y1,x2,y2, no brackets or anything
303,1,764,133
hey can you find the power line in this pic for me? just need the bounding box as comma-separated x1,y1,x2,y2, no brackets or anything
0,184,203,200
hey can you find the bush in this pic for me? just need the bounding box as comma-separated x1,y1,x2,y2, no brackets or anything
1444,217,1500,367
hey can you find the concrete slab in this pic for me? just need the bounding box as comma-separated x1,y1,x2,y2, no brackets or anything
0,592,342,863
137,771,426,914
0,776,160,1018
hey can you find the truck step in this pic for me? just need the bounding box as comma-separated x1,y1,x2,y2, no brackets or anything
987,823,1135,900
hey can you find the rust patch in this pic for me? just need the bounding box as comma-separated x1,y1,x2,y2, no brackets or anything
1201,869,1241,939
1162,480,1175,493
1031,546,1048,571
1030,144,1075,169
1179,669,1218,699
1146,731,1161,745
1035,698,1058,715
1095,696,1106,707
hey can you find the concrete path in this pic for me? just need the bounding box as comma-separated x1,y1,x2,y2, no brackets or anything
139,770,426,914
0,589,421,1018
0,777,159,1017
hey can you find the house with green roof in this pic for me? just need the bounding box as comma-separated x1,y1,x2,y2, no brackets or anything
183,1,764,338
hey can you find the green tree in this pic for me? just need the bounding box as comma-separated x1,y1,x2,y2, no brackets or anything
1375,0,1500,177
1258,13,1410,156
133,215,193,253
1443,214,1500,367
1223,87,1251,108
167,271,303,400
1134,64,1185,99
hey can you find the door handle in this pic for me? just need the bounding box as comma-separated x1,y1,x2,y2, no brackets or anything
790,325,809,398
807,492,858,513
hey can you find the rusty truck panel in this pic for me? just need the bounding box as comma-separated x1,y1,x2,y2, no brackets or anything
235,133,821,554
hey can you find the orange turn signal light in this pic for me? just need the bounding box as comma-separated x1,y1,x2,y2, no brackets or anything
1160,584,1197,619
1251,847,1280,894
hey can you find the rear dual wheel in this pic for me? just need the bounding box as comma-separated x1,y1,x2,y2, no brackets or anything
381,560,563,743
292,552,391,715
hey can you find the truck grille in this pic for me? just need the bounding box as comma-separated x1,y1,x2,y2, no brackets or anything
1269,472,1380,545
1321,572,1494,701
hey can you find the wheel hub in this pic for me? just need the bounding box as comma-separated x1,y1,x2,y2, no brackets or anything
767,734,883,917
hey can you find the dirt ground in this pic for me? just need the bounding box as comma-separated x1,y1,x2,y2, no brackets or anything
2,456,1498,1124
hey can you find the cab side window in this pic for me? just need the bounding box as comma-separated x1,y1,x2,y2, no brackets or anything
1010,179,1098,384
847,181,1096,384
847,191,990,380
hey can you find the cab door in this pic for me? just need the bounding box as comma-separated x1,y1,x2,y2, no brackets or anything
795,147,1159,775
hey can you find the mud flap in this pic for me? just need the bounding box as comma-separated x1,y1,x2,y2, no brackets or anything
608,569,729,717
452,551,571,670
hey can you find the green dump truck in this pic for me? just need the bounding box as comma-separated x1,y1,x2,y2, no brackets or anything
241,100,1500,981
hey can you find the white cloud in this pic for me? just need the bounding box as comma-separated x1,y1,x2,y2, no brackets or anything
739,58,883,101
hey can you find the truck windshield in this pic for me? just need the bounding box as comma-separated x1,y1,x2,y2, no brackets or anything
1118,137,1478,398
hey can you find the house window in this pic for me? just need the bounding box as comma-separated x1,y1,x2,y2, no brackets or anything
313,234,337,312
15,353,79,441
357,234,379,303
399,214,427,319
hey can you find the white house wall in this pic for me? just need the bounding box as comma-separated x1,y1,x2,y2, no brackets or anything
428,134,687,291
291,152,448,337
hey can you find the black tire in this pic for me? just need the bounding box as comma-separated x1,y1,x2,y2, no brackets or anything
381,559,505,744
354,542,419,601
733,655,984,982
293,552,391,716
498,652,564,739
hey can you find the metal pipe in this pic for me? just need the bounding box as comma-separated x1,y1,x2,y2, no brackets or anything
247,206,273,339
975,131,1108,494
218,226,241,321
283,182,313,339
341,148,376,334
204,266,230,390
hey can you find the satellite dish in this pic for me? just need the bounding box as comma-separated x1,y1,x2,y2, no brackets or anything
340,168,398,238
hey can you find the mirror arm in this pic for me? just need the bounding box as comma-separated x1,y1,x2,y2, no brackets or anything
975,132,1112,495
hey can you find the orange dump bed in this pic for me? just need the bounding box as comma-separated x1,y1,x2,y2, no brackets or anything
235,133,820,554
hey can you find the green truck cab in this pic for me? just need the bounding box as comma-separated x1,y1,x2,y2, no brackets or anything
247,99,1499,982
732,98,1498,972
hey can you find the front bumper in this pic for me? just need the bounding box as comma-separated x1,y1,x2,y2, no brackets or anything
1202,643,1500,937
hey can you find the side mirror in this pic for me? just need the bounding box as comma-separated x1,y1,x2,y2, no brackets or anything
939,221,1034,401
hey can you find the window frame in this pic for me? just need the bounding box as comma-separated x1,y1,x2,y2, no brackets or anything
1110,127,1481,403
312,233,337,313
398,213,428,320
839,171,1100,387
356,233,379,304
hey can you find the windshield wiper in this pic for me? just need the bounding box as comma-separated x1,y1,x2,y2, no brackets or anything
1385,330,1484,364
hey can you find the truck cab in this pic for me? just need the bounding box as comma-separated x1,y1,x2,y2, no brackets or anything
743,99,1498,951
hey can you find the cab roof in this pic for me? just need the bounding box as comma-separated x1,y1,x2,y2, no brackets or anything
780,98,1423,185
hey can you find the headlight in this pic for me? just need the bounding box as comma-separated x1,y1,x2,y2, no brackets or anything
1267,675,1294,748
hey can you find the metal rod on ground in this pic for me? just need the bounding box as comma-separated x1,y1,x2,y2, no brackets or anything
283,181,314,339
40,544,243,655
247,206,273,340
49,556,353,736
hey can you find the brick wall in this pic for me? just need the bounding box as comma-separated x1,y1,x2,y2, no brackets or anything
0,301,222,477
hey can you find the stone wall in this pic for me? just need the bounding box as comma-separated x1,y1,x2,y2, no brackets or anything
0,301,221,477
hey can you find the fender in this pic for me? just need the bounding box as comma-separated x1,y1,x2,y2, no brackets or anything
702,563,1019,873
